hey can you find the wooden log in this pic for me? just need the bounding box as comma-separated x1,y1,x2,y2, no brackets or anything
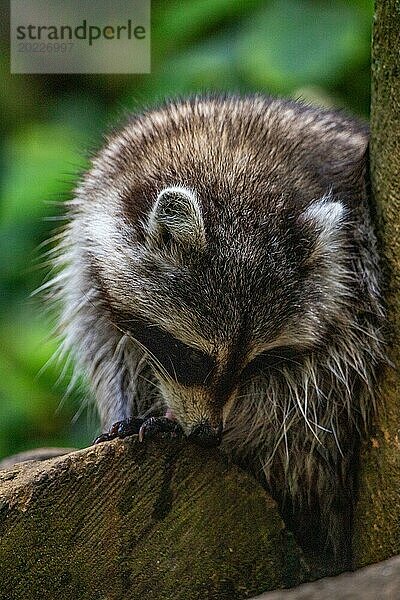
0,438,308,600
0,448,75,470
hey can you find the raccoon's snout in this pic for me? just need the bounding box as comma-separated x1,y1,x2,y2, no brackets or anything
187,421,223,448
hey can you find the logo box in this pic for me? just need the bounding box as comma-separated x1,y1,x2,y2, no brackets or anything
10,0,151,74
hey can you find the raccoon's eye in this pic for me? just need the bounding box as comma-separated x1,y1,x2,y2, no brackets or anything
241,353,275,379
188,349,205,368
155,341,215,386
242,347,299,379
127,318,215,386
177,348,215,385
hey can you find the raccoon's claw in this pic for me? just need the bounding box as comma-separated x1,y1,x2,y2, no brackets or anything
93,416,183,445
93,417,144,444
93,432,112,444
138,416,183,443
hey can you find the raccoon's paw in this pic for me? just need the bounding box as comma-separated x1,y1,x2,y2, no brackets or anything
93,417,144,444
138,416,183,443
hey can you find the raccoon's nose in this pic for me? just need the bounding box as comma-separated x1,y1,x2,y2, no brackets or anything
187,421,223,448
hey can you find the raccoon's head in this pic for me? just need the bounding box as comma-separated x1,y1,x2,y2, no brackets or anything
87,182,352,446
81,96,365,446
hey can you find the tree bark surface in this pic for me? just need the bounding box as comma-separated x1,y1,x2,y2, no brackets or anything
0,439,307,600
353,0,400,566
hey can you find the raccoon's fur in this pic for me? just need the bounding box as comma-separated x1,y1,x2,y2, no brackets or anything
48,94,385,558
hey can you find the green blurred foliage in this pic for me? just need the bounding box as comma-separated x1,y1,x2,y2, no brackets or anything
0,0,374,458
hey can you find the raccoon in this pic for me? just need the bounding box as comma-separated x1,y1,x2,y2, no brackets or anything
48,94,385,560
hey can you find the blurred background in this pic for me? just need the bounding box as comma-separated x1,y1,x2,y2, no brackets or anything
0,0,374,459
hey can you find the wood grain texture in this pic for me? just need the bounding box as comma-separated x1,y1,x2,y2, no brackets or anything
0,438,307,599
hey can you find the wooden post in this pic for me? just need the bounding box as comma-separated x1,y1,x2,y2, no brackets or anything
353,0,400,566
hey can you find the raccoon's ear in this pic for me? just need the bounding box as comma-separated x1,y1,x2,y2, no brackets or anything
299,195,346,248
145,186,206,251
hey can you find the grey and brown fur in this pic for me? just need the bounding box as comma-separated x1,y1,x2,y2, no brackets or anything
47,94,386,559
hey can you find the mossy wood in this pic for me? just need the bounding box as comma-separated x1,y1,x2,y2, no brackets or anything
353,0,400,566
0,439,307,600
